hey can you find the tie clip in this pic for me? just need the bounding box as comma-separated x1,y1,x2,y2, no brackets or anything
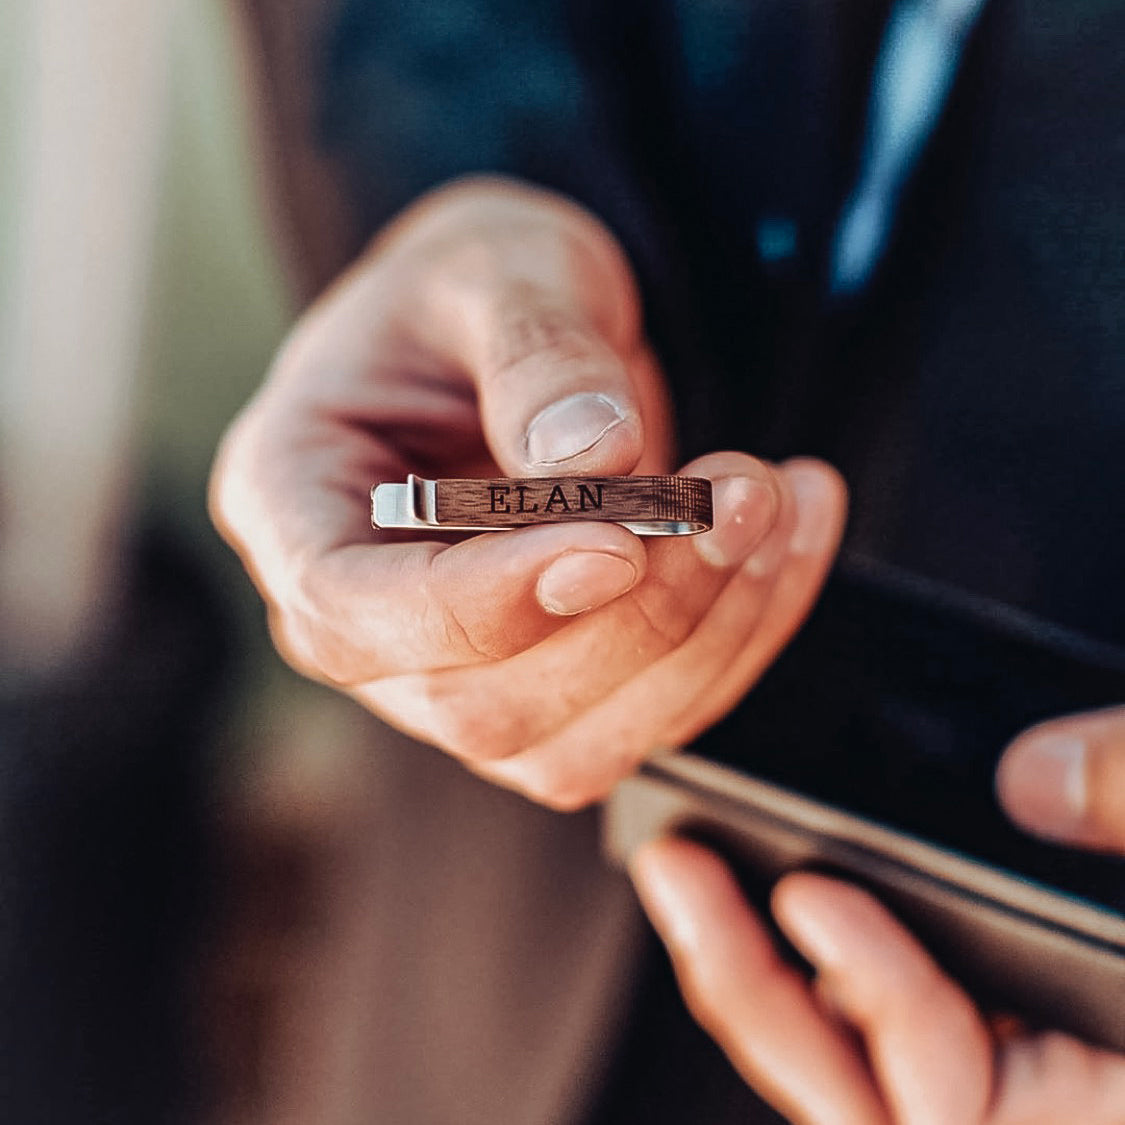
372,474,713,536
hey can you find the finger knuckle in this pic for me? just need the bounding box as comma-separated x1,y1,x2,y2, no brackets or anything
882,961,959,1030
270,561,387,688
423,588,508,665
484,293,599,378
269,608,360,689
494,747,604,810
207,415,258,550
266,605,333,685
430,233,510,293
630,579,700,650
437,706,526,763
410,677,532,762
286,569,370,686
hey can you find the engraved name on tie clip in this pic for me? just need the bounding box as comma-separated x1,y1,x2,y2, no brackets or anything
372,475,713,536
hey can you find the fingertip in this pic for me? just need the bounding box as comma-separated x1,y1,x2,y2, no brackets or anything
630,835,735,890
770,872,831,946
693,474,780,569
536,549,640,616
629,835,710,888
781,456,848,495
630,837,727,951
779,458,849,556
629,839,694,952
674,452,847,569
674,451,782,564
995,728,1089,843
530,521,647,616
771,869,853,910
771,873,884,973
638,850,893,1125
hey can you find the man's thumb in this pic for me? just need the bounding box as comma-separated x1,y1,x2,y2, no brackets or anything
467,289,647,476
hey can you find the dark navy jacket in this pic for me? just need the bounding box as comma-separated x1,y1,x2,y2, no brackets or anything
317,0,1125,897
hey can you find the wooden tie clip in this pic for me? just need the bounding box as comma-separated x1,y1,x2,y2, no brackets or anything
372,474,713,536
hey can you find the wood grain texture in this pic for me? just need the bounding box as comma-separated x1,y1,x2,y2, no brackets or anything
434,476,712,529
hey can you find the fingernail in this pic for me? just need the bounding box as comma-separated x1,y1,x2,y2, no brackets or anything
997,735,1088,840
526,393,626,465
785,463,840,556
537,550,638,616
694,475,778,568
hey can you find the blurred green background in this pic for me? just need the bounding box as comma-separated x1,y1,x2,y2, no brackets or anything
0,0,324,740
136,1,289,549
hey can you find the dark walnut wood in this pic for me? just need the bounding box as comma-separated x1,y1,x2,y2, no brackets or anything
434,476,712,530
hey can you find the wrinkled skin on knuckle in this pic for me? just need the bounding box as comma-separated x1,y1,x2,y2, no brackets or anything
451,603,518,664
268,555,406,688
279,561,369,686
422,545,548,664
629,577,702,651
481,288,605,376
207,408,361,689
